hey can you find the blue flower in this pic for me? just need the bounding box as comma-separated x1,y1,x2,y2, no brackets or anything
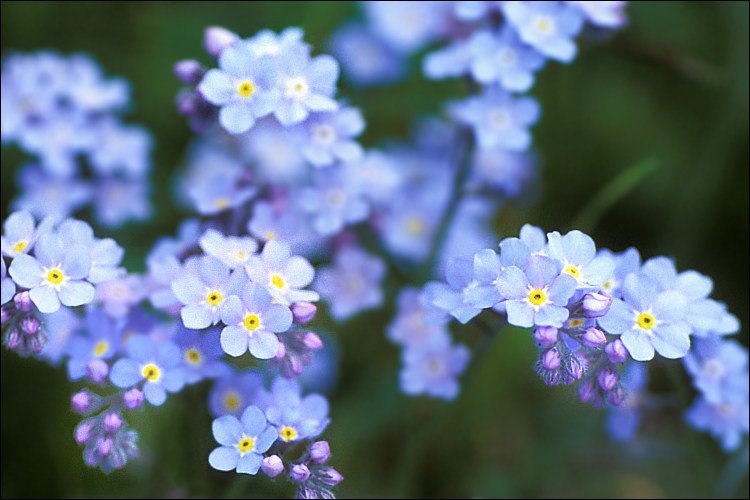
110,335,185,406
297,166,370,236
198,42,279,134
400,334,470,401
208,406,279,474
185,163,257,216
502,1,585,63
467,237,532,309
387,287,450,348
450,86,540,150
597,273,691,361
605,361,648,442
56,219,125,284
246,201,323,256
1,259,16,305
264,377,330,442
361,1,450,53
315,248,385,321
9,232,94,313
65,308,124,380
328,23,406,87
174,326,231,384
301,107,365,167
684,336,748,405
245,240,319,306
569,1,628,28
245,27,308,58
171,256,243,329
199,229,258,270
89,121,152,179
209,370,268,418
468,27,546,91
496,255,577,328
547,230,614,289
686,393,749,452
423,256,484,324
596,247,641,297
220,282,292,359
92,178,151,228
1,210,53,258
13,166,92,220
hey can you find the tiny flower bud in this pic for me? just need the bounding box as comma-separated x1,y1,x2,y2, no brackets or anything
604,338,628,363
607,384,625,406
6,328,22,350
261,455,284,478
541,348,561,371
21,315,40,335
103,413,124,433
123,388,144,409
274,342,287,361
204,26,239,58
74,422,93,445
533,326,558,349
14,291,33,312
309,441,330,464
290,463,311,483
288,354,303,376
71,391,92,414
582,292,612,318
597,367,618,392
302,332,323,351
578,379,598,403
318,467,344,487
581,327,607,348
29,334,44,353
1,307,10,325
97,437,113,456
292,302,317,324
173,59,205,85
86,359,110,383
565,354,585,382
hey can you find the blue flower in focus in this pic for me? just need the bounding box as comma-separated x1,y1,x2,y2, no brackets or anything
56,219,125,284
110,335,185,406
209,370,269,418
547,230,614,289
1,210,53,258
220,282,292,359
245,240,319,306
467,237,532,309
208,406,278,474
1,259,15,305
596,247,641,298
400,334,470,401
598,273,691,361
65,308,124,380
264,377,330,443
684,336,748,405
9,232,95,313
315,247,385,321
174,326,230,384
199,229,258,270
502,1,585,63
496,255,577,328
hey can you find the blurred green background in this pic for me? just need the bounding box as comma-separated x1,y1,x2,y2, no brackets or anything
1,2,748,498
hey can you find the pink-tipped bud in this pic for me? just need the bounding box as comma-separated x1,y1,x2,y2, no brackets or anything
318,467,344,487
292,302,317,324
597,368,618,392
74,422,93,445
288,354,304,376
261,455,284,478
541,349,561,371
578,379,598,403
203,26,239,58
174,59,205,85
6,328,22,350
97,437,113,456
21,315,40,335
274,342,287,361
581,327,607,348
1,307,10,325
71,391,92,414
604,338,628,363
582,292,612,318
14,291,33,312
533,326,558,349
123,388,144,409
103,412,124,433
302,332,323,351
309,441,330,464
86,359,110,383
290,463,311,483
566,354,585,381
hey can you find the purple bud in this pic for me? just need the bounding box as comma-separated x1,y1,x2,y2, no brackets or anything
582,292,612,318
288,354,303,376
607,384,625,406
541,349,561,371
309,441,330,464
97,437,113,456
292,302,317,324
578,379,598,403
123,388,144,409
174,59,205,85
533,326,558,349
71,391,92,414
14,291,33,312
6,328,22,350
103,413,124,433
74,422,93,445
302,332,323,351
597,368,618,392
604,338,628,363
29,334,44,353
581,327,607,348
203,26,239,58
274,341,287,361
290,463,311,483
318,467,344,486
261,455,284,478
566,354,585,382
20,315,40,335
1,307,10,325
86,359,110,383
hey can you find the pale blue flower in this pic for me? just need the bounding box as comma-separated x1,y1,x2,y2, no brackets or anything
272,49,339,126
315,248,385,321
208,406,279,474
245,240,319,306
264,377,330,443
301,107,365,167
400,333,470,401
547,230,614,289
503,1,585,63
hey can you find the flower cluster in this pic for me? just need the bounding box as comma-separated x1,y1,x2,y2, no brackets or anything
1,52,153,227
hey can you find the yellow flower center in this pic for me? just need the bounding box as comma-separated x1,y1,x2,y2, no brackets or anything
602,279,615,291
406,217,424,236
568,319,584,328
206,290,223,306
528,288,546,306
185,348,202,365
563,264,580,279
238,436,255,453
224,391,241,411
280,426,298,442
243,313,261,331
636,312,655,330
270,274,285,289
93,340,110,357
215,198,230,209
234,251,248,262
237,80,255,98
534,15,554,35
12,240,29,253
264,231,277,241
46,268,64,285
141,363,161,382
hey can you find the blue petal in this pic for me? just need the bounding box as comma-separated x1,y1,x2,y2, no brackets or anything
62,246,91,280
213,415,243,446
181,304,212,329
284,256,316,288
221,326,249,357
236,453,262,475
197,70,235,105
621,330,655,361
30,286,61,313
220,296,245,326
301,394,329,421
472,249,500,284
597,298,632,334
505,300,534,327
534,304,569,327
34,233,64,267
622,273,659,311
208,446,239,472
561,230,596,265
157,341,182,368
641,256,677,289
651,322,691,359
58,280,95,307
110,359,142,388
220,102,255,135
9,254,43,288
125,335,156,362
262,304,293,333
465,284,502,309
653,290,688,323
248,331,279,360
525,255,559,289
254,426,278,453
240,406,267,436
677,270,713,301
496,266,528,300
144,383,167,406
498,238,530,268
547,274,577,306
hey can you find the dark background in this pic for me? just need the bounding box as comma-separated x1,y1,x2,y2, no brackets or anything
1,2,748,498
